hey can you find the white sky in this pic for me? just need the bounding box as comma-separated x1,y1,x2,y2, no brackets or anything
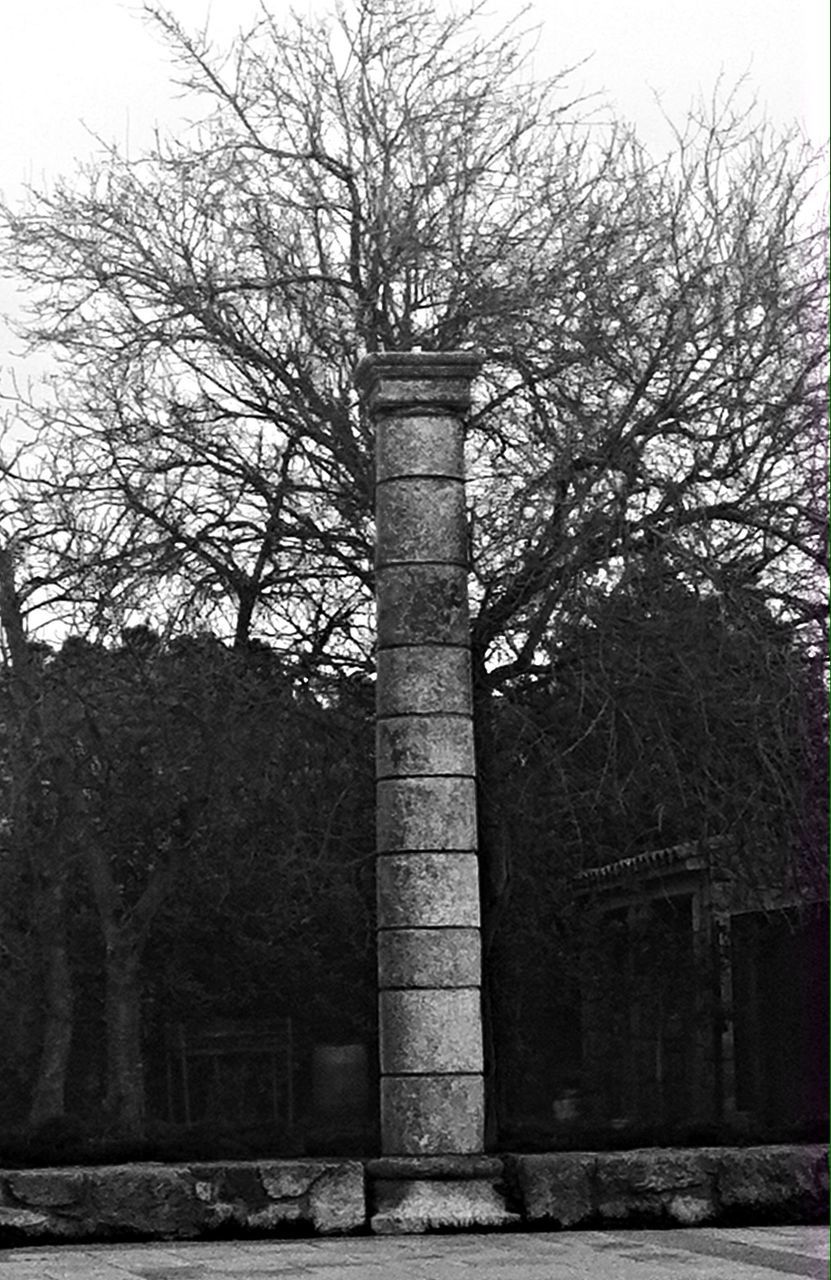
0,0,828,377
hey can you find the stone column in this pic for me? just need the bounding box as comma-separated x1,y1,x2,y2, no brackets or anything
355,351,484,1156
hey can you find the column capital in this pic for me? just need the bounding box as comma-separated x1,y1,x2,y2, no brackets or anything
355,350,483,413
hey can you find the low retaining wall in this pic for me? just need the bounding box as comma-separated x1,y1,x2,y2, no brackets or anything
0,1160,365,1242
0,1145,825,1243
504,1144,828,1228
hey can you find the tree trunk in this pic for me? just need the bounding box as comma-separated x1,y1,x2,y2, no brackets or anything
28,879,74,1126
233,589,256,649
85,833,181,1142
0,547,75,1128
102,936,145,1139
472,660,512,1148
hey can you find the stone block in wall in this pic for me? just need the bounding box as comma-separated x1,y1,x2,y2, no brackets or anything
594,1149,717,1224
504,1153,595,1227
189,1162,269,1227
716,1144,828,1221
6,1168,86,1208
82,1165,207,1237
190,1159,365,1236
306,1163,366,1235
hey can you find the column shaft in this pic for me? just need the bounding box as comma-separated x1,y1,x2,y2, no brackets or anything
356,352,484,1156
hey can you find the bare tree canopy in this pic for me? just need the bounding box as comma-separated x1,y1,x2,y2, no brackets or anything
0,0,826,673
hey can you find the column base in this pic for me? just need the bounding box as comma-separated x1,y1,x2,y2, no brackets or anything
370,1174,520,1235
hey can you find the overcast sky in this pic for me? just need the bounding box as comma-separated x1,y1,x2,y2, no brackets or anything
0,0,828,376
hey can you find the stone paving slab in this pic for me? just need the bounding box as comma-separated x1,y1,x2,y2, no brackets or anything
0,1227,827,1279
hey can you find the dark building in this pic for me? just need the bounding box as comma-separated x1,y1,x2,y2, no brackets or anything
570,841,828,1141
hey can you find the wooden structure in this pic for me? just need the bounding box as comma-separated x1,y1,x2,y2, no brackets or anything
166,1018,294,1130
573,840,827,1134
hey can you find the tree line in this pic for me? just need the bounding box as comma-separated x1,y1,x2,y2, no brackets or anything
0,569,823,1143
0,618,376,1142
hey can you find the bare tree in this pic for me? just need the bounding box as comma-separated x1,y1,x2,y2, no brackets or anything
1,2,823,655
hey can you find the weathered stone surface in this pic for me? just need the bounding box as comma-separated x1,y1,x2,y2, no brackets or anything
378,927,481,988
371,1177,519,1234
377,777,477,851
376,478,467,567
0,1160,366,1242
0,1205,53,1235
599,1147,716,1192
355,351,483,413
381,1075,485,1155
260,1162,327,1200
379,988,483,1073
365,348,484,1168
6,1168,86,1207
376,564,469,647
595,1149,717,1224
184,1160,366,1234
195,1163,267,1210
377,715,474,779
376,646,472,717
0,1146,826,1240
366,377,477,412
716,1144,827,1219
376,415,465,481
504,1146,829,1230
243,1202,303,1229
83,1165,203,1237
377,853,480,928
366,1155,503,1181
189,1160,364,1235
307,1163,365,1235
666,1192,716,1225
506,1153,596,1227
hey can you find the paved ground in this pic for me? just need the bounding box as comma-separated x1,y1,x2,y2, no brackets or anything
0,1227,827,1279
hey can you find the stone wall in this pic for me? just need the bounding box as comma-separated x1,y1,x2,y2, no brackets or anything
0,1159,364,1242
505,1144,828,1228
0,1145,825,1243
